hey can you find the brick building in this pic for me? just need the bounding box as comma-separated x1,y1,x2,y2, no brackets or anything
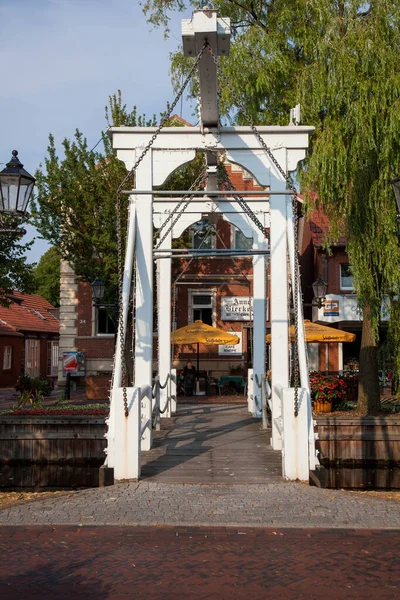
301,210,389,374
0,292,59,388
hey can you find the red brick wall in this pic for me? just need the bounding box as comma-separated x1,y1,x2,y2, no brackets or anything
326,250,352,295
77,281,93,336
0,336,23,387
76,337,115,358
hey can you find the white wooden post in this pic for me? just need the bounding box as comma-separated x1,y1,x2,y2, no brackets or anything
157,230,172,417
134,153,153,451
286,197,317,470
113,197,136,389
252,229,267,417
281,387,309,481
270,183,289,450
105,387,141,481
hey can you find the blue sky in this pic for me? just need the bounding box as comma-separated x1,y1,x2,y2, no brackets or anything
0,0,193,263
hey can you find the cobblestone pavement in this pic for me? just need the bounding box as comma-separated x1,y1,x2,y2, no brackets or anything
1,481,400,528
1,525,399,599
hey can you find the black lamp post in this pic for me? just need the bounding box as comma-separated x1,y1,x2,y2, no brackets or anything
0,151,35,217
311,276,328,309
91,277,106,304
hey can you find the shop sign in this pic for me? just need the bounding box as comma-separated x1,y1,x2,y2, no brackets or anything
219,332,243,355
323,300,340,317
221,297,253,321
62,351,85,376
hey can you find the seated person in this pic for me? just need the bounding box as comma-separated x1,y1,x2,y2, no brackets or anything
183,360,197,396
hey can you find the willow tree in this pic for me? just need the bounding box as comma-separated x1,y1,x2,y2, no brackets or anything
144,0,400,414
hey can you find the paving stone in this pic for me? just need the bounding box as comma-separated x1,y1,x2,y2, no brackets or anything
1,526,400,599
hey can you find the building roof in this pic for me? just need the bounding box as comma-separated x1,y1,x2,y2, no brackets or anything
308,209,347,247
0,291,59,334
0,321,23,337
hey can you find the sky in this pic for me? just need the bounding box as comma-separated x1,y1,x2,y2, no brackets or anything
0,0,193,263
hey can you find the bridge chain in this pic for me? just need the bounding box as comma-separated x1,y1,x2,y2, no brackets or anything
116,42,209,417
207,43,301,416
155,164,208,250
216,165,267,237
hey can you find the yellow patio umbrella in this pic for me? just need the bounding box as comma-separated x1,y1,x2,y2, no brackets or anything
266,320,356,344
172,320,239,373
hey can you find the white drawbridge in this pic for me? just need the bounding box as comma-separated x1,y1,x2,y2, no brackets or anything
103,9,318,485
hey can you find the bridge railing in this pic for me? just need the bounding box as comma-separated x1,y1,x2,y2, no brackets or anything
253,373,271,430
152,373,171,431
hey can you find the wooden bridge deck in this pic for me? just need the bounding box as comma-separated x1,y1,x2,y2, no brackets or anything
141,404,282,483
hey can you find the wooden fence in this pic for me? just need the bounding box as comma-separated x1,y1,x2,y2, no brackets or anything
315,416,400,489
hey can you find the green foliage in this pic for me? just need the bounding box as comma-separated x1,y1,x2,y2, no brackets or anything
144,1,400,413
32,246,61,307
0,216,36,306
32,91,204,299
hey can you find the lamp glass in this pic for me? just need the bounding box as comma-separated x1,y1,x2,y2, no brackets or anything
312,276,328,302
91,278,105,302
0,151,36,216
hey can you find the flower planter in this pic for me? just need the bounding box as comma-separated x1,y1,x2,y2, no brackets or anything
313,399,333,414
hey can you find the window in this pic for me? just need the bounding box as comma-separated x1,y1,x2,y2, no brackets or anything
340,264,354,290
47,340,59,377
25,339,40,377
190,292,214,326
191,222,215,249
3,346,12,370
97,307,116,335
233,227,253,250
307,343,319,372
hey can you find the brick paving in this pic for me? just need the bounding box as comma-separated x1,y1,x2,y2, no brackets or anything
1,480,400,529
1,525,399,599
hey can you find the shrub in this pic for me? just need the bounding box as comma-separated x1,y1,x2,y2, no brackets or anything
15,374,54,408
15,374,53,397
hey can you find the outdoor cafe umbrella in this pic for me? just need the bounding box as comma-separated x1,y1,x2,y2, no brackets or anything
266,320,356,344
172,320,240,373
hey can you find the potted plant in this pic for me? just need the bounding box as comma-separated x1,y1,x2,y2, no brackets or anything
309,372,356,413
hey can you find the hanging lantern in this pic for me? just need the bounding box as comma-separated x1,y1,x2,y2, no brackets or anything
91,277,106,303
312,276,328,309
0,151,35,217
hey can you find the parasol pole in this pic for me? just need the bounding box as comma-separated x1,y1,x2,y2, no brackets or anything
197,342,200,375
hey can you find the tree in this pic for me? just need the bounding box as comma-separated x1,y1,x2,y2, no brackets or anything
31,92,155,300
32,91,204,300
0,217,36,306
32,246,61,307
143,1,400,414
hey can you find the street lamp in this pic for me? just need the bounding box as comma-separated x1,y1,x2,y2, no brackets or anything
0,151,35,217
90,277,106,304
311,276,328,309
